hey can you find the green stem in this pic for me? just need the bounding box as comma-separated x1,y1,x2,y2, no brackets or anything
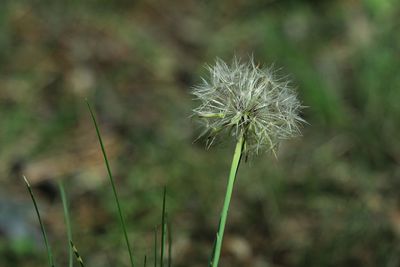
154,227,158,267
86,100,135,267
23,175,55,267
58,181,73,267
167,222,172,267
211,134,244,267
160,187,167,267
70,240,85,267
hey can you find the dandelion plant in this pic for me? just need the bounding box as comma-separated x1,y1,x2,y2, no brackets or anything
192,57,304,267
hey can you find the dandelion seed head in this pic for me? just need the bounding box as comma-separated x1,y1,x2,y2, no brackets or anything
192,57,305,155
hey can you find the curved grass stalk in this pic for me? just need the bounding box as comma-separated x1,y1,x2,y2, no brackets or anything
23,175,55,267
154,227,158,267
86,100,135,267
167,222,172,267
70,240,85,267
59,181,73,267
160,187,167,267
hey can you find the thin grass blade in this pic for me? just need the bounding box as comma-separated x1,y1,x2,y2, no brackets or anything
23,175,55,267
160,187,167,267
154,227,158,267
59,181,73,267
70,240,85,267
86,100,135,267
167,221,172,267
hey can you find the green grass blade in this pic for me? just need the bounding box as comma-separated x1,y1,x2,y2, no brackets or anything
23,175,55,267
160,187,166,267
59,181,73,267
144,255,147,267
86,100,135,267
70,240,85,267
154,227,158,267
167,222,172,267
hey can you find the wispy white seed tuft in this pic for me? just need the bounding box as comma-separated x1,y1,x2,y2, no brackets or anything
192,57,305,155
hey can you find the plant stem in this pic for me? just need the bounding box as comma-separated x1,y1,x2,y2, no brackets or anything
167,222,172,267
211,134,244,267
23,175,55,267
154,227,158,267
160,187,167,267
70,240,85,267
86,100,135,267
59,181,73,267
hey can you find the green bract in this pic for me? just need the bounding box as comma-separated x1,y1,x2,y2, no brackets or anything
193,57,305,155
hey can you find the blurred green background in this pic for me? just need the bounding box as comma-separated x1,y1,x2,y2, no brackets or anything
1,0,400,266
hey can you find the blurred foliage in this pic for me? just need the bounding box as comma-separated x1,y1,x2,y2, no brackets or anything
1,0,400,267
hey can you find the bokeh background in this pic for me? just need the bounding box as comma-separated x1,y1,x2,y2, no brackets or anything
1,0,400,266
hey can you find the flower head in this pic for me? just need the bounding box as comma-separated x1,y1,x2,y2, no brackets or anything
192,57,304,155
